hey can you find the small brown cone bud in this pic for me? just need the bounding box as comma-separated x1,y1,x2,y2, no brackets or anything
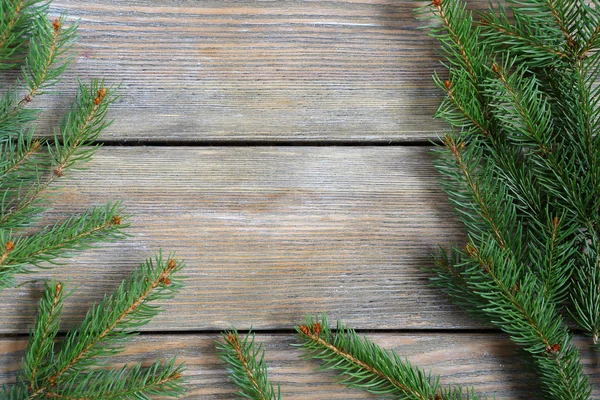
313,322,322,336
299,325,311,335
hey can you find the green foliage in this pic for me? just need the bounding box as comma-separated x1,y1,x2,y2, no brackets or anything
418,0,600,398
1,0,186,398
6,254,186,399
296,314,481,400
0,0,50,70
217,329,281,400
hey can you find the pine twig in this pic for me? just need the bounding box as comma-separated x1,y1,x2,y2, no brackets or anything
24,280,64,394
217,329,281,400
26,253,185,399
296,314,482,400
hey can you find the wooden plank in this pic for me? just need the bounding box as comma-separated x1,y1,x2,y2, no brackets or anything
0,147,470,333
25,0,451,142
1,333,599,399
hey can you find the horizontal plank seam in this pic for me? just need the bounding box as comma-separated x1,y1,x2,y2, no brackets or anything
93,139,440,147
0,328,515,339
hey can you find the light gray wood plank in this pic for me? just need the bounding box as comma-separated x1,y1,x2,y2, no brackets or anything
0,147,469,333
1,333,599,399
23,0,451,142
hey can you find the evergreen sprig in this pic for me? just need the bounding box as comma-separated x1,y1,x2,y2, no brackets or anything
4,254,186,399
0,203,128,290
296,315,481,400
217,329,281,400
0,11,76,139
0,0,49,70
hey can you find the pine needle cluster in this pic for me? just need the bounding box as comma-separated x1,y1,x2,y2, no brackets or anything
217,0,600,399
1,0,185,398
217,329,281,400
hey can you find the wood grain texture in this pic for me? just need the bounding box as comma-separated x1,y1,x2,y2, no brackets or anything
25,0,453,142
0,146,471,334
1,333,599,399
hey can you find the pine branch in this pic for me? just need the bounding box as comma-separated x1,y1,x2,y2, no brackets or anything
217,329,281,400
24,280,64,394
461,241,589,399
0,203,128,290
296,314,482,400
0,14,77,138
0,80,115,231
27,253,185,399
22,15,77,99
43,360,185,400
0,0,49,69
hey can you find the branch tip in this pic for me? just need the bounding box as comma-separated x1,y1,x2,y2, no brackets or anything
52,18,61,32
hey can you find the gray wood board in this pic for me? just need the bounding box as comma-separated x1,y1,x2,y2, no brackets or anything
19,0,457,142
0,147,471,333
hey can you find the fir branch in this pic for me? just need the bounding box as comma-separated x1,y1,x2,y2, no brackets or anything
435,134,590,399
24,280,64,394
50,79,115,176
428,248,494,325
217,329,281,400
439,135,513,253
22,15,77,100
0,14,76,137
480,3,568,66
0,203,127,287
0,133,44,182
462,241,590,399
570,237,600,344
486,60,554,154
42,360,185,400
0,80,114,230
0,0,49,69
426,0,480,84
434,70,490,137
0,89,38,140
296,314,482,400
30,253,184,398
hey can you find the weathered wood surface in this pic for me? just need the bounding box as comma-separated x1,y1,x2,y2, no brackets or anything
5,0,593,397
32,0,451,142
3,333,599,399
0,147,471,333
